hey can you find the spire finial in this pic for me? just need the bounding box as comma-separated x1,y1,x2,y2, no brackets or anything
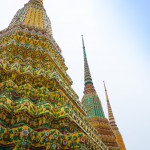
81,35,85,48
103,81,118,130
81,35,87,59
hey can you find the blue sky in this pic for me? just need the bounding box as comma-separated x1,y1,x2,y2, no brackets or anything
0,0,150,149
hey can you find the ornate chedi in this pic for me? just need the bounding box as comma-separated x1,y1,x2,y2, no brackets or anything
81,35,121,150
103,82,126,150
0,0,110,149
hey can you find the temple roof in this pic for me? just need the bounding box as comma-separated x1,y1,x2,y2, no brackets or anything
9,0,52,35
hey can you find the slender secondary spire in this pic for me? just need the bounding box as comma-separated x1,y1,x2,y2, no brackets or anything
103,81,126,150
103,81,118,130
81,35,95,94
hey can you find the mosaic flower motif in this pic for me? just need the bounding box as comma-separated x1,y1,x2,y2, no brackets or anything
22,129,29,137
45,131,49,137
62,140,68,146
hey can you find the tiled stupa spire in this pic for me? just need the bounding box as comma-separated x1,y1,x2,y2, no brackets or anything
81,35,105,119
103,81,126,150
81,36,120,149
82,35,96,94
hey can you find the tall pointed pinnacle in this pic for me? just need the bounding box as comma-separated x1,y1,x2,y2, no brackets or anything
103,81,126,150
81,36,105,119
81,35,95,94
103,81,118,130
